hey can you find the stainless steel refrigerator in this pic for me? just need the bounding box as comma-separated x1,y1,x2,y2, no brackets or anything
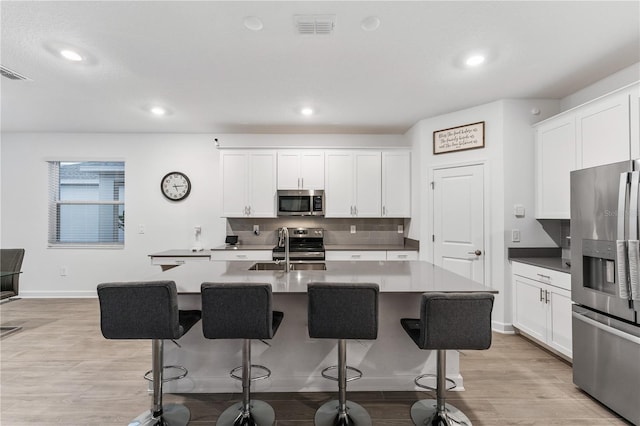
571,160,640,425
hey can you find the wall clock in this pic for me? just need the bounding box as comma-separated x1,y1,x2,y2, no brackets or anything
160,171,191,201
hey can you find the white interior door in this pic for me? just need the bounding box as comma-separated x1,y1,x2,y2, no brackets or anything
433,164,484,284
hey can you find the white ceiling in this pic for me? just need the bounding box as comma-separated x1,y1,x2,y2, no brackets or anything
1,1,638,134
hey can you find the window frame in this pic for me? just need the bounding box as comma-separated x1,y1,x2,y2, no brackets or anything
47,160,126,249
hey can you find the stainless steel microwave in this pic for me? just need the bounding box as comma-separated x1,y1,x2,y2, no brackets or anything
277,190,325,216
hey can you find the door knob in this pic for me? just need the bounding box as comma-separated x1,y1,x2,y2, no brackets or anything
467,249,482,256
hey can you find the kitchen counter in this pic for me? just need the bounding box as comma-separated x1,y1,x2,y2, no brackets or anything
508,247,570,273
511,257,571,273
156,260,494,394
147,260,491,294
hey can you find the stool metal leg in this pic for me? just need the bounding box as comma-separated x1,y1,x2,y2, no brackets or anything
129,339,190,426
315,339,372,426
217,339,275,426
410,350,472,426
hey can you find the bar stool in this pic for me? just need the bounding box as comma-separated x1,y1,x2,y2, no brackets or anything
201,282,284,426
400,292,494,426
307,282,379,426
97,280,201,426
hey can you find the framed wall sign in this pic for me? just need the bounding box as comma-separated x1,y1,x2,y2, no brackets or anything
433,121,485,155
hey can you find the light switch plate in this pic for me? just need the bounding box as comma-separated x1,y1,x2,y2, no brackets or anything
350,225,356,234
511,229,521,242
397,224,404,234
514,204,525,218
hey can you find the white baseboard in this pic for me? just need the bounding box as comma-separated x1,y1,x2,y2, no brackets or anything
492,321,515,334
19,291,97,298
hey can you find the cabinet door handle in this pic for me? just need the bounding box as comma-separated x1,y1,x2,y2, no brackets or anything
301,177,304,188
545,289,550,304
539,288,544,302
383,206,386,216
354,206,358,216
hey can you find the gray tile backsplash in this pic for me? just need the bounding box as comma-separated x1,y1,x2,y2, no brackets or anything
227,217,406,246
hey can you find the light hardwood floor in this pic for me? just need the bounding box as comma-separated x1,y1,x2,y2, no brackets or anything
0,298,630,425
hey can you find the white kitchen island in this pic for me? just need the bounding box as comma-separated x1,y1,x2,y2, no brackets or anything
146,260,495,393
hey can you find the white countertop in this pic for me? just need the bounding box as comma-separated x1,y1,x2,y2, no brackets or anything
147,260,494,294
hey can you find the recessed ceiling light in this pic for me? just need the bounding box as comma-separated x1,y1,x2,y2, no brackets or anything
301,107,314,116
465,54,486,67
60,49,83,62
361,16,381,31
244,16,264,31
150,106,167,116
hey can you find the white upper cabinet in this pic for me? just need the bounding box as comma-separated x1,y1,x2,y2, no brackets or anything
535,84,638,219
221,151,276,217
382,151,411,217
535,116,576,219
325,151,381,217
277,151,324,190
577,90,630,169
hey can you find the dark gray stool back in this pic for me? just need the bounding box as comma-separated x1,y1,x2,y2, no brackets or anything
97,280,201,426
307,283,379,426
401,292,494,426
415,292,493,350
308,283,379,340
201,282,279,339
1,248,24,299
98,281,182,340
200,282,283,426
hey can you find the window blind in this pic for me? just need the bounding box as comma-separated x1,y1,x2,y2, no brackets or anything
48,161,125,247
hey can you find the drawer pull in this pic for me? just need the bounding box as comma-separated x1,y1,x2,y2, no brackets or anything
236,254,248,259
351,254,361,259
398,254,408,258
537,273,551,280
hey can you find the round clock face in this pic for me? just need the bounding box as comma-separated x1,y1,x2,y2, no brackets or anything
161,171,191,201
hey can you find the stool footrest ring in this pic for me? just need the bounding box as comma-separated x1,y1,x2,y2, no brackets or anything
414,373,456,392
230,364,271,382
143,365,188,383
320,365,363,382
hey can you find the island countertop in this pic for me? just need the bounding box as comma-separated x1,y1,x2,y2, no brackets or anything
148,260,495,294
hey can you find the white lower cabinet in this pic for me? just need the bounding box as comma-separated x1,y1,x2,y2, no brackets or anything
386,250,418,261
325,250,387,261
210,250,272,261
512,261,572,359
326,250,418,261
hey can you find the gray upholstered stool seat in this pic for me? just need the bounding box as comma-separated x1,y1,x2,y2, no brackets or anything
201,282,283,426
400,292,494,426
307,283,379,426
97,281,201,426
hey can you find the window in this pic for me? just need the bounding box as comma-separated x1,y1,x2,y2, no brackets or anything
48,161,125,247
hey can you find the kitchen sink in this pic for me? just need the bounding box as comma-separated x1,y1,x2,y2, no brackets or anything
248,262,326,271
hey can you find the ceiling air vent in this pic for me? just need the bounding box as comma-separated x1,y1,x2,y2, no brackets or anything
294,15,335,35
0,65,31,81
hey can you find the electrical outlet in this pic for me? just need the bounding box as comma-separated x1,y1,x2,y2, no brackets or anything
511,229,521,242
350,225,356,234
138,224,145,234
59,266,67,276
397,224,404,234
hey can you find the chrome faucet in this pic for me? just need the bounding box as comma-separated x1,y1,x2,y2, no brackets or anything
281,227,290,272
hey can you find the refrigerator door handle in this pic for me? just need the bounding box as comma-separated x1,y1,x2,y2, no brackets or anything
629,171,640,301
617,172,628,240
616,172,631,299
